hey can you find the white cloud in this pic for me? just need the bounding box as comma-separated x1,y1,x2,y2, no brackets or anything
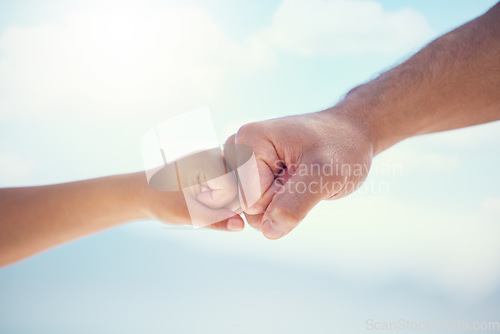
0,152,34,186
302,196,500,302
375,144,460,174
135,193,500,303
482,197,500,216
433,121,500,148
264,0,434,56
0,0,436,122
0,5,274,121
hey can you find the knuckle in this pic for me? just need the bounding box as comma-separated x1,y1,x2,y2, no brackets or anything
235,122,262,144
224,134,236,146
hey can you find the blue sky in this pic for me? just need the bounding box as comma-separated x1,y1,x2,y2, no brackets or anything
1,0,499,333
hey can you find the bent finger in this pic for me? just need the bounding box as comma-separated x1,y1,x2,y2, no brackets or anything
206,214,245,232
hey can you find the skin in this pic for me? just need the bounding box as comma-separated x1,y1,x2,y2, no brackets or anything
231,2,500,239
0,167,243,267
1,3,499,264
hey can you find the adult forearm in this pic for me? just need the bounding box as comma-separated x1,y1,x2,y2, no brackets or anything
332,2,500,155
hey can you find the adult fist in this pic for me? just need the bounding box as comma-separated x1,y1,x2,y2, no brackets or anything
229,108,374,239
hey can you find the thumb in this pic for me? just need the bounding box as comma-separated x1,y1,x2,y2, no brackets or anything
261,168,331,239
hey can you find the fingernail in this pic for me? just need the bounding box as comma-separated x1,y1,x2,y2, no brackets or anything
262,219,284,239
227,218,244,231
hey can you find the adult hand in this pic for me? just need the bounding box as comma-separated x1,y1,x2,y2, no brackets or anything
227,107,374,239
227,2,500,239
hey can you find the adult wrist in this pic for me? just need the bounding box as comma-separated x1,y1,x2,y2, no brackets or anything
329,83,409,155
319,96,380,156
